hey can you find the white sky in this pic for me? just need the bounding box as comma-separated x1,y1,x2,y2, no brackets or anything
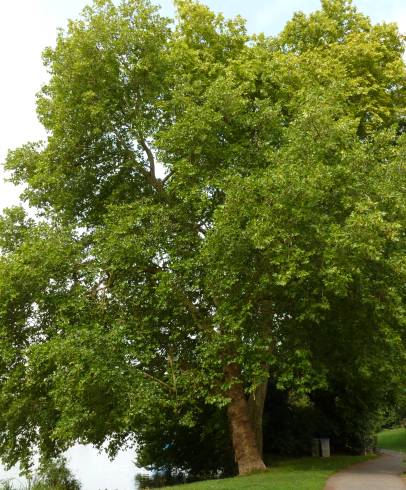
1,0,405,210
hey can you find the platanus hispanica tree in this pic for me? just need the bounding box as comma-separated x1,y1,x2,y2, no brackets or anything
0,0,405,475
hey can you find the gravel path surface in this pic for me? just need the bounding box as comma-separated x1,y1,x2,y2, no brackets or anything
325,450,406,490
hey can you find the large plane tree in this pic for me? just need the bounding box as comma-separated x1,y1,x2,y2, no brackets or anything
0,0,405,474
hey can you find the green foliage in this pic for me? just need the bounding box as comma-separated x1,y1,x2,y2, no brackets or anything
263,377,392,457
263,385,319,457
34,456,81,490
0,481,15,490
0,0,405,472
137,404,235,479
0,456,80,490
136,403,235,477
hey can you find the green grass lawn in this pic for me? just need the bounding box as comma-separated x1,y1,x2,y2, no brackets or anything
162,455,372,490
377,428,406,454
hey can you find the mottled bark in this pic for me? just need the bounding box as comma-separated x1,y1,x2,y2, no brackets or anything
225,363,267,475
247,380,268,457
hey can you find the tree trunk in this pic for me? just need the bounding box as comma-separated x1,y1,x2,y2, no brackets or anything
225,363,267,475
247,380,268,457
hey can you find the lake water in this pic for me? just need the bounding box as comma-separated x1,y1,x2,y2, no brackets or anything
0,444,142,490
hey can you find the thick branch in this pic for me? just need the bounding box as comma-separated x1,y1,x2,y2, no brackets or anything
138,164,165,194
138,136,156,180
142,371,176,393
137,136,171,196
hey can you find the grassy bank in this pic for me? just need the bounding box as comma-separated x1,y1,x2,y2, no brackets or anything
162,455,372,490
378,428,406,453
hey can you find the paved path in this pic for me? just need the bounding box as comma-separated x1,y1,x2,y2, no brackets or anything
325,450,406,490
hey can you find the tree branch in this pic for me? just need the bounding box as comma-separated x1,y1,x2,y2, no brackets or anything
162,171,174,184
137,136,173,195
142,371,176,393
138,136,156,180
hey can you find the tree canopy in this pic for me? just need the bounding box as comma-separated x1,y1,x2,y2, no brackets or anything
0,0,405,475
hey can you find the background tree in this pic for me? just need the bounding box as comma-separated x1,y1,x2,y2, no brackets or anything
135,402,235,478
0,0,405,476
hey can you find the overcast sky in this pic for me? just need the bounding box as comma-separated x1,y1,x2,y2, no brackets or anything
1,0,405,211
